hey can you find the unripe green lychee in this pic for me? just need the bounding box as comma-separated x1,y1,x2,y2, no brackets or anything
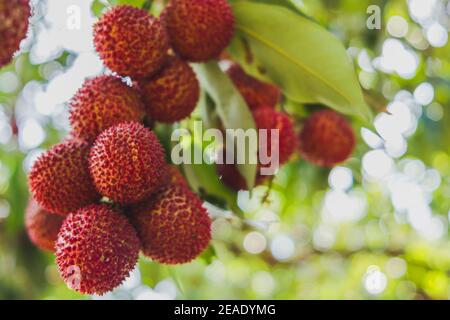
298,110,356,167
94,5,170,78
0,0,30,68
29,140,100,216
56,204,140,295
131,186,211,265
69,75,145,143
139,57,199,123
162,0,235,62
89,122,168,204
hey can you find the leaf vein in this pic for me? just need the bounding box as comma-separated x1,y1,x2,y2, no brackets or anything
235,24,354,107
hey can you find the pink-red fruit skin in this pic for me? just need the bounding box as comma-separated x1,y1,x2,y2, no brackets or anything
162,0,235,62
139,57,200,123
298,110,356,167
253,107,297,166
217,108,296,191
216,162,250,192
25,198,64,252
164,165,188,188
0,0,30,68
69,75,145,143
29,140,100,216
56,204,140,295
94,5,169,79
227,64,281,110
89,122,168,205
131,186,211,265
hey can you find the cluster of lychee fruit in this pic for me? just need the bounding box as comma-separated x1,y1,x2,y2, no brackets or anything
25,0,238,295
24,0,358,296
216,63,356,191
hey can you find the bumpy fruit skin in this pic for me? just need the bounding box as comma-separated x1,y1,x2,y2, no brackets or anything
29,140,100,216
162,0,235,62
25,198,64,252
0,0,30,68
253,107,296,166
131,186,211,265
56,204,140,295
139,57,199,123
89,122,167,204
94,5,169,78
298,110,356,167
227,64,281,110
69,75,145,143
164,165,188,188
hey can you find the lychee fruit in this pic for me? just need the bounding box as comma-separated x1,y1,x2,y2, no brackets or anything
0,0,30,68
217,108,296,191
227,64,281,110
131,186,211,265
25,198,64,252
253,107,297,166
29,140,100,216
216,159,268,192
216,162,249,192
69,75,145,143
139,57,199,123
55,204,140,295
298,110,356,167
164,165,188,188
89,122,167,204
94,5,169,79
162,0,235,62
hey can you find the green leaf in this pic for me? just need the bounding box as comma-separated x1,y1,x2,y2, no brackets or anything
230,0,303,15
164,266,185,296
182,157,245,217
193,62,258,189
228,2,373,122
199,245,217,265
110,0,146,6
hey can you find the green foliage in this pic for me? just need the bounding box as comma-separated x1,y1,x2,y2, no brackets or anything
0,0,449,301
229,1,372,122
194,62,258,189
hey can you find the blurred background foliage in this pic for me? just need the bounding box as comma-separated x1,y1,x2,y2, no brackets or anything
1,0,450,300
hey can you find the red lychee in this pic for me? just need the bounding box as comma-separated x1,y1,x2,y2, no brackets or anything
253,107,297,166
139,57,199,123
162,0,235,62
227,64,281,110
55,204,140,295
89,122,167,204
94,5,169,79
216,159,268,192
164,165,188,188
131,186,211,265
69,75,145,143
298,110,356,167
216,162,249,192
217,108,296,191
29,140,100,216
25,198,64,252
0,0,30,68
